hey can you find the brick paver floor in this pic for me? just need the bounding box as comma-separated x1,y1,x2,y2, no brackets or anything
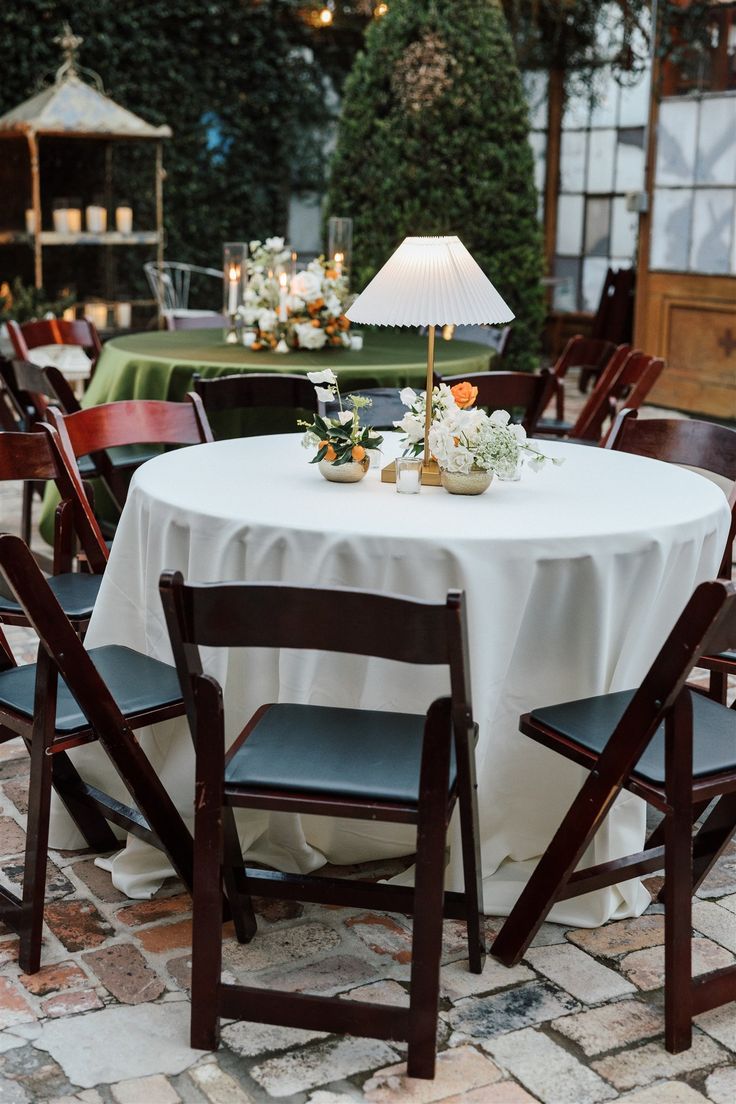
0,376,732,1103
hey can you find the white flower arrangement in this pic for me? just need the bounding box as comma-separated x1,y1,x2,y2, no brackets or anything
397,382,563,477
299,369,384,467
238,241,353,353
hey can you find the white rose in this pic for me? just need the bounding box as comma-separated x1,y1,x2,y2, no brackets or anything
314,385,335,403
307,369,338,386
490,409,511,427
337,410,354,426
325,294,342,316
296,323,328,351
395,413,425,442
265,236,285,251
249,240,261,253
241,307,261,326
400,387,417,408
258,309,278,333
291,270,323,303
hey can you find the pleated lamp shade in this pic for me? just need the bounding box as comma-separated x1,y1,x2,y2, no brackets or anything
346,236,514,327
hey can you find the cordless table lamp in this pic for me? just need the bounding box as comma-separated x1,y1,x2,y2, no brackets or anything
346,236,514,484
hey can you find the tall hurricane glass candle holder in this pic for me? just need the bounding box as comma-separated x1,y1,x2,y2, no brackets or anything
223,242,247,344
327,217,353,287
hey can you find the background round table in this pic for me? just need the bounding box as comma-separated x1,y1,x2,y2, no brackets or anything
50,433,731,922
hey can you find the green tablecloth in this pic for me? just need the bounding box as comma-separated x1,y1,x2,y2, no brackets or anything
41,327,490,542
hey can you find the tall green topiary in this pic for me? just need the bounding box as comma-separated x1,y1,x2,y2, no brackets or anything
327,0,544,372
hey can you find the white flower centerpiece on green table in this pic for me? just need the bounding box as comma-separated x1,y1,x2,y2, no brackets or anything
396,382,563,496
300,370,384,484
238,238,353,353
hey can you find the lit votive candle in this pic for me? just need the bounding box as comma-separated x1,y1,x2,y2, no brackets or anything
66,205,82,234
85,302,108,330
242,330,256,348
52,205,69,233
396,457,422,494
85,204,107,233
227,264,240,315
349,332,364,352
115,302,132,329
25,209,36,234
115,205,133,234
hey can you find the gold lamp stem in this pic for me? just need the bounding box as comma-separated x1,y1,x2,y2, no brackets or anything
423,324,435,468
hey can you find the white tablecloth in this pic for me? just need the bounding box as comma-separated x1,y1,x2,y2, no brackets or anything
50,434,731,923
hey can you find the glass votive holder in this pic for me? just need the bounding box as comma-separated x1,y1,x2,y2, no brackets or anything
349,331,364,352
497,456,523,482
396,456,422,494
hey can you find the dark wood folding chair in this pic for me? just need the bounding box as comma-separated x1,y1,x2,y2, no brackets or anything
539,335,619,433
46,396,213,515
0,533,193,973
492,578,736,1054
0,427,108,635
160,575,486,1079
608,409,736,703
192,372,319,438
436,369,557,435
565,350,664,444
6,318,103,375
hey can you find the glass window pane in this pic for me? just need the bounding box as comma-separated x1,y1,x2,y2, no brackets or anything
690,188,735,274
523,71,549,131
590,69,619,128
528,131,547,196
651,188,693,271
615,128,646,192
560,131,587,192
695,95,736,185
562,85,590,130
582,257,611,312
587,130,616,193
610,196,638,258
618,71,650,127
552,257,580,312
655,100,698,186
556,194,585,254
585,197,611,256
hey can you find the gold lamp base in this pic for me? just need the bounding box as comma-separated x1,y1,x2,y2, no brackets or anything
380,459,442,486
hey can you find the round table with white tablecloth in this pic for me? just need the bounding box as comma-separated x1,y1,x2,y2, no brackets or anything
49,433,731,923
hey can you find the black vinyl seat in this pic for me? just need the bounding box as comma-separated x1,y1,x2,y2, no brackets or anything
0,572,103,621
77,444,162,478
0,645,182,734
531,688,736,785
323,389,406,431
226,703,457,804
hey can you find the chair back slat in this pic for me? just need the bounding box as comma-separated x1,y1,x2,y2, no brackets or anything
552,336,619,380
435,370,556,434
6,319,102,361
0,431,58,482
571,347,649,441
10,359,80,418
192,373,319,416
47,397,213,457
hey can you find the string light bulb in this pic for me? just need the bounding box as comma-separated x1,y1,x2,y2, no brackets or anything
319,2,334,25
374,2,388,16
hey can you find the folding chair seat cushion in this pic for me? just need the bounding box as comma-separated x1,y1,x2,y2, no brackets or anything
0,573,103,621
0,645,182,734
225,703,457,804
531,689,736,785
77,444,162,478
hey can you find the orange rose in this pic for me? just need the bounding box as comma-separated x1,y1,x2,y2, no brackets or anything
251,341,263,351
337,314,350,331
319,440,336,462
451,381,478,409
311,318,322,328
307,298,326,314
351,445,366,461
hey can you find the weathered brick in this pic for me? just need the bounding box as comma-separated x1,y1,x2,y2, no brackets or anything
705,1064,736,1104
70,858,128,904
343,979,409,1007
0,817,27,857
620,937,733,990
440,1084,537,1104
0,977,36,1029
251,1038,399,1098
2,777,29,815
617,1083,709,1102
134,919,193,954
188,1062,255,1102
488,1028,617,1104
41,990,104,1018
695,1003,736,1052
252,897,304,923
525,943,635,1004
692,901,736,953
222,1020,327,1059
44,900,113,952
223,922,340,974
440,958,533,1003
115,894,191,928
1,857,73,900
166,954,192,990
345,914,412,963
0,938,20,966
363,1045,502,1103
567,914,665,957
696,845,736,899
19,961,88,997
449,980,580,1040
111,1073,181,1104
551,999,662,1056
83,943,165,1004
272,954,380,995
592,1034,727,1090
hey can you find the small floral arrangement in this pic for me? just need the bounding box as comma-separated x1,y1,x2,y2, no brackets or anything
396,381,562,478
300,369,384,467
239,237,353,353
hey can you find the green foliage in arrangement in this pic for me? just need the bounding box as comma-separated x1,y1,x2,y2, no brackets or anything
0,278,74,325
0,0,334,283
327,0,544,372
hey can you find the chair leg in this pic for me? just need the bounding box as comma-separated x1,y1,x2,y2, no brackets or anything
50,750,120,852
19,720,54,973
664,805,693,1052
21,484,33,547
455,735,486,973
708,670,728,705
222,804,256,944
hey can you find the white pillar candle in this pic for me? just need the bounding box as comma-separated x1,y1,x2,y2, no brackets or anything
227,265,240,315
86,205,107,233
85,302,108,330
333,251,344,276
279,272,288,322
115,302,132,328
115,206,133,233
53,208,69,233
66,208,82,233
397,468,421,494
349,333,364,352
62,307,76,322
25,209,36,234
